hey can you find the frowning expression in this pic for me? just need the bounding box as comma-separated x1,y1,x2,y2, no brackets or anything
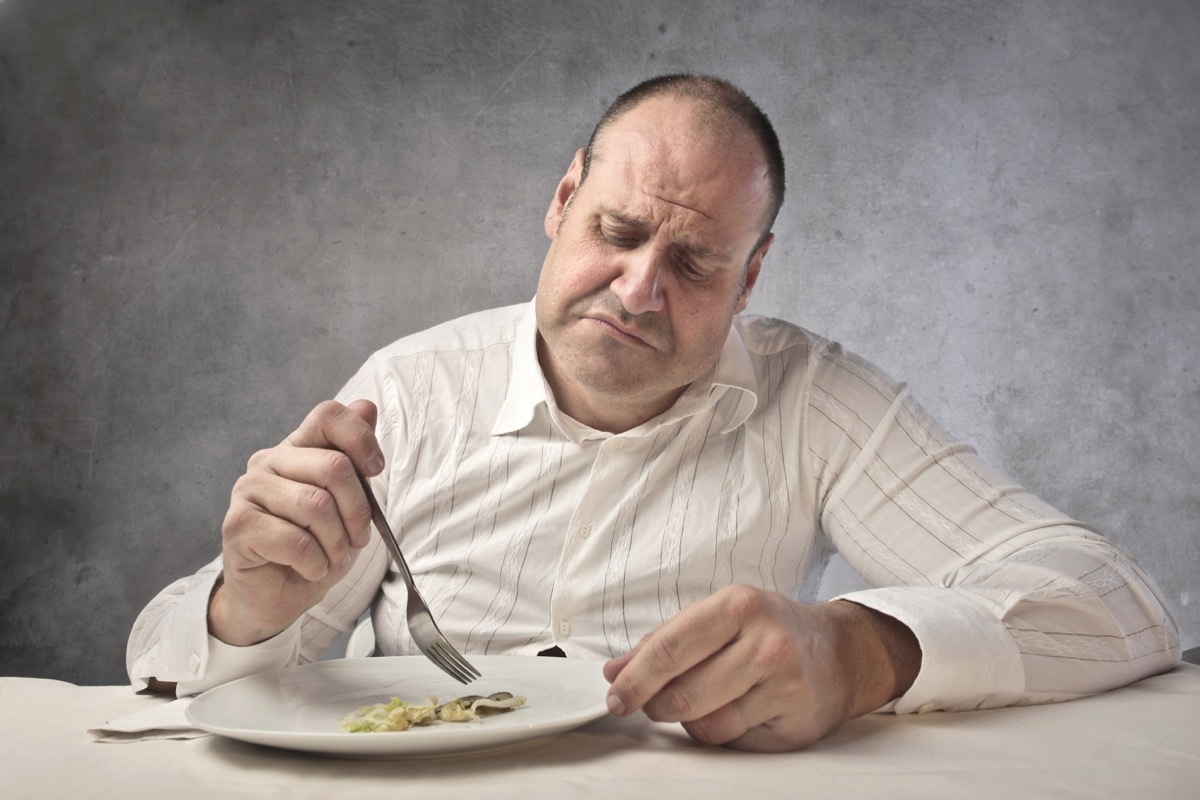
535,96,774,432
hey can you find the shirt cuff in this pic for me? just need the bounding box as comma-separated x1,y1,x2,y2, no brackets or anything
164,570,301,697
835,587,1025,713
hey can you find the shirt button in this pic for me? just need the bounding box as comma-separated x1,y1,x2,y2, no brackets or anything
558,621,570,637
188,653,201,674
613,440,626,451
579,523,591,539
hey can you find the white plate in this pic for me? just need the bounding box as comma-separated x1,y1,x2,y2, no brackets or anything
186,655,610,758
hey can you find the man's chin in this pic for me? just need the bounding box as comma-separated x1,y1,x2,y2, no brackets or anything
560,355,659,396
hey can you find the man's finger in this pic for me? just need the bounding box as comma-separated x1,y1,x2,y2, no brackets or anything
637,633,767,724
683,675,835,753
284,400,384,477
251,446,374,549
224,504,338,582
604,591,746,716
346,398,378,433
679,681,775,748
601,648,636,683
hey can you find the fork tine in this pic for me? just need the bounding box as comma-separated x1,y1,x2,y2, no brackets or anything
411,609,480,683
435,638,482,679
429,642,477,684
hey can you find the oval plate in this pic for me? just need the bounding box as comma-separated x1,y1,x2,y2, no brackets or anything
186,655,610,759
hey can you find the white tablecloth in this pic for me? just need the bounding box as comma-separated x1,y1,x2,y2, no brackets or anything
4,665,1198,800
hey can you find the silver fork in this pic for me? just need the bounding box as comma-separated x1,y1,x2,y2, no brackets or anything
357,473,481,684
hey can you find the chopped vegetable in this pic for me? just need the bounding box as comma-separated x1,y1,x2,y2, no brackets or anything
338,692,526,733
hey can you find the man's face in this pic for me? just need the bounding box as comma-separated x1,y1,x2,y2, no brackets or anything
535,96,774,431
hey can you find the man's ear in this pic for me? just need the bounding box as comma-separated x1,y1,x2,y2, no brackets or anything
734,232,772,314
544,148,587,239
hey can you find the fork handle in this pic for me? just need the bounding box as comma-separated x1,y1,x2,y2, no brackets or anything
357,473,417,587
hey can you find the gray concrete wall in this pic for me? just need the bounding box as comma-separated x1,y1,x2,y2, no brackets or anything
2,0,1196,685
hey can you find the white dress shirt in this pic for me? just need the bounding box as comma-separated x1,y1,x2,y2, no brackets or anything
128,301,1180,711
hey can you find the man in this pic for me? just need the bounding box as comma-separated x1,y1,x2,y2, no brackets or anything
129,74,1180,752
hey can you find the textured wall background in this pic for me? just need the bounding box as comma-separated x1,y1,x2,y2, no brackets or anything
1,0,1196,685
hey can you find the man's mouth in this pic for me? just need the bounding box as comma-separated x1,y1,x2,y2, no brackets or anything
585,314,656,349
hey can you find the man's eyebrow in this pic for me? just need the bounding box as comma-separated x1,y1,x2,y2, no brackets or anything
600,207,651,231
599,206,724,259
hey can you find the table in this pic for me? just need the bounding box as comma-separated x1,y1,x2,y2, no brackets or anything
4,665,1198,800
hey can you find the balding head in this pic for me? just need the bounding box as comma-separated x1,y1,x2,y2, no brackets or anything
581,74,785,241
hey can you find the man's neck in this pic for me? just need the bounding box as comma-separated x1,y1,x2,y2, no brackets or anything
552,385,683,434
536,339,684,434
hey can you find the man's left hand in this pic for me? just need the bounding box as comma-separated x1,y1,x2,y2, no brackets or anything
602,585,921,752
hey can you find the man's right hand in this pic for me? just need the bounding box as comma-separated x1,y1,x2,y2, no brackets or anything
210,399,385,646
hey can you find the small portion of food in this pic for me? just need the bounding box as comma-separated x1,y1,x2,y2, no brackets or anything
434,692,526,721
338,697,436,733
338,692,526,733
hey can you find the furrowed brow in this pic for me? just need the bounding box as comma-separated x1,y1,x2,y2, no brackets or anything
600,207,651,232
599,206,725,261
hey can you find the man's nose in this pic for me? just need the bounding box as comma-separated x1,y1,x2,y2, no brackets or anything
611,247,665,315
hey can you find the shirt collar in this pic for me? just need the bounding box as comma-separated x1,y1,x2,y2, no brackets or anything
492,300,759,438
491,301,546,435
708,317,759,434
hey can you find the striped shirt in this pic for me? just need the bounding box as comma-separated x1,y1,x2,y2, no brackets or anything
128,302,1180,712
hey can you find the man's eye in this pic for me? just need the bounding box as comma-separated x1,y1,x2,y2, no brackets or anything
676,255,707,281
602,230,638,248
